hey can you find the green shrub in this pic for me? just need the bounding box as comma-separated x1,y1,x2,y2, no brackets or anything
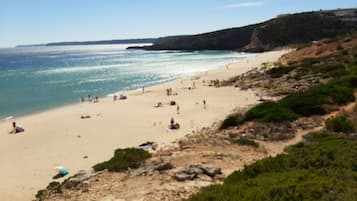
35,181,62,201
245,101,298,122
93,148,151,172
187,132,357,201
281,81,355,116
46,182,62,193
234,138,259,148
347,65,357,75
267,66,295,78
220,113,245,129
325,116,355,133
35,189,48,201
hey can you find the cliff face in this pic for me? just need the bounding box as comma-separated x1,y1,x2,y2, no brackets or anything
139,9,357,52
245,12,357,52
145,24,259,51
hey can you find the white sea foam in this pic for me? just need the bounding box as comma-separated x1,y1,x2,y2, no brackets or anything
2,116,13,121
37,63,131,74
77,78,116,84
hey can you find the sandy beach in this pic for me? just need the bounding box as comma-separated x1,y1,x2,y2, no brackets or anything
0,50,288,201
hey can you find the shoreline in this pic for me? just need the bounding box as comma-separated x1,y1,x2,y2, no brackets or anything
1,54,245,122
0,50,289,201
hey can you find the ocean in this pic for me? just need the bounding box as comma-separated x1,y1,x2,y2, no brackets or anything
0,44,250,119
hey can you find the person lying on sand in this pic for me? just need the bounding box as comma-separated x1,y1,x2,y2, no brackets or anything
9,122,24,134
154,102,163,108
81,114,91,119
119,94,127,100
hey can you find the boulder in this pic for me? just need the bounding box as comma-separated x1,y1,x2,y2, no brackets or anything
200,166,222,177
174,172,196,181
154,161,174,171
173,165,222,181
62,169,106,189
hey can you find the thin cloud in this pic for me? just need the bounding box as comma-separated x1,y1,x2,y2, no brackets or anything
223,1,265,9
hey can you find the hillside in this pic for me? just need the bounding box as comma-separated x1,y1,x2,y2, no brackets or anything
35,35,357,201
136,9,357,52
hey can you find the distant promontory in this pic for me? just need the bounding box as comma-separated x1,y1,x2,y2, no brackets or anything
130,8,357,52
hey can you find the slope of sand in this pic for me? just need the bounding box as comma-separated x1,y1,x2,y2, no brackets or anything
0,50,288,201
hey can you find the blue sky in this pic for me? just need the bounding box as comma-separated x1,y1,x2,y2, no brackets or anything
1,0,356,47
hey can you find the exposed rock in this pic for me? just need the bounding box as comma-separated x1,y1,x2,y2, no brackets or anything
200,166,222,177
174,165,222,182
238,122,295,141
174,172,196,181
62,169,106,189
154,161,174,171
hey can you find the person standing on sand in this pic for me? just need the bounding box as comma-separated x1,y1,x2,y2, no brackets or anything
203,99,207,109
142,86,145,93
177,105,180,115
166,88,170,96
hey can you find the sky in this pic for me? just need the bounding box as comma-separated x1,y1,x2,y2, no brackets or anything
0,0,356,47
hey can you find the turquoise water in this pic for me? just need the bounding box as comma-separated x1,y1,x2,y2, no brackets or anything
0,44,249,119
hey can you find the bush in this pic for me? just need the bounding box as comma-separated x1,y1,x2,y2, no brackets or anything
281,81,355,116
187,132,357,201
245,101,298,122
267,66,295,78
234,138,259,148
325,116,355,133
93,148,151,172
35,181,62,201
220,113,245,129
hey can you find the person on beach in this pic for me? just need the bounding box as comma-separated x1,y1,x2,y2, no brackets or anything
142,86,145,93
155,102,163,108
166,88,170,96
9,122,24,134
169,117,180,129
203,99,207,109
177,105,180,115
170,117,174,125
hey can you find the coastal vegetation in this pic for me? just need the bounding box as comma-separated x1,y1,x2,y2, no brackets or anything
93,148,151,172
219,113,245,129
194,33,357,201
280,79,355,116
255,12,355,48
220,45,357,128
325,116,355,133
244,101,298,123
188,132,357,201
